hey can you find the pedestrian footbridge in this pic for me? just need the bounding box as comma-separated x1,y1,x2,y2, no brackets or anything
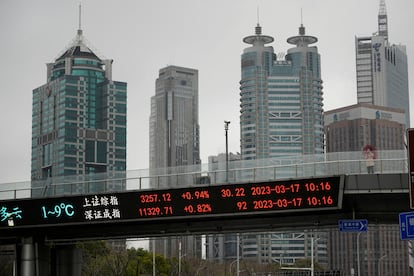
0,150,410,276
0,150,410,240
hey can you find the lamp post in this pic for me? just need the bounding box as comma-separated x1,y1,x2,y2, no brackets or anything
229,259,237,275
311,238,315,276
311,237,320,276
178,240,182,276
236,233,240,276
224,121,230,182
152,239,156,276
178,239,188,276
357,232,362,276
228,233,240,276
378,254,387,276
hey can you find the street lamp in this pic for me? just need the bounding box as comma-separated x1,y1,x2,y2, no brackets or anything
236,233,240,276
378,254,387,276
311,237,320,276
195,265,207,276
224,121,230,182
228,233,240,276
356,232,363,276
178,240,182,276
152,239,156,276
229,259,237,275
178,239,188,276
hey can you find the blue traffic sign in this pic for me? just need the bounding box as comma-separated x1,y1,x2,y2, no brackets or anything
338,219,368,232
399,212,414,240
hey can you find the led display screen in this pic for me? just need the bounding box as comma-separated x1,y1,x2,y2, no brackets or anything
0,176,343,229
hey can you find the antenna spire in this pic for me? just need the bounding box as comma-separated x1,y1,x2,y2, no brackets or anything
77,2,83,36
257,6,260,24
301,8,303,25
254,6,262,35
378,0,388,39
379,0,387,15
299,9,305,36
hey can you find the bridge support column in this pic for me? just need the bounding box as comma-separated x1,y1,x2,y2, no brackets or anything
20,237,36,276
55,245,82,276
19,237,51,276
18,239,82,276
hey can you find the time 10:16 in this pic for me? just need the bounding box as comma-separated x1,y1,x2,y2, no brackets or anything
306,196,334,206
304,182,331,192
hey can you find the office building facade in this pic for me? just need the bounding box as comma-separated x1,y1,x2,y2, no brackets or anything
240,23,323,161
355,0,410,127
324,103,405,152
328,225,410,276
326,2,411,275
149,65,201,258
236,23,327,265
206,152,241,261
149,65,200,176
31,25,127,195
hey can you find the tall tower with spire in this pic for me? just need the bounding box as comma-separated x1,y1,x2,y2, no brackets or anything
240,21,323,162
31,5,127,195
355,0,409,127
240,23,275,160
238,21,327,266
378,0,388,39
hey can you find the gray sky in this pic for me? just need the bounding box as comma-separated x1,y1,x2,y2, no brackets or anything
0,0,413,183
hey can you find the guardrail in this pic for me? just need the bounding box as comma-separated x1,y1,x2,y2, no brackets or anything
0,150,408,200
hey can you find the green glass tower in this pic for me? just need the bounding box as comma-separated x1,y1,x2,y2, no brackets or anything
240,23,323,161
238,23,326,266
31,25,127,196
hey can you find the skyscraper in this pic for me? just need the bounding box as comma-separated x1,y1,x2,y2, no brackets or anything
237,23,327,265
325,2,411,274
149,65,201,258
31,18,127,195
240,23,324,161
355,0,410,127
149,65,200,178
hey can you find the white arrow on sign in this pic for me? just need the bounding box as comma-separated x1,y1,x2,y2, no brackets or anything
359,220,366,231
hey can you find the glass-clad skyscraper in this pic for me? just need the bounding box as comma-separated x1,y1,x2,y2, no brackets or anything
149,65,201,259
355,0,410,127
240,23,323,161
237,23,327,265
31,25,127,196
149,65,200,179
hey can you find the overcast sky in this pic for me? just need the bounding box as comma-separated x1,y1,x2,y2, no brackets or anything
0,0,413,183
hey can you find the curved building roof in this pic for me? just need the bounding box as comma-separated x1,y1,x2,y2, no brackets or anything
243,24,274,45
55,29,102,62
287,24,317,47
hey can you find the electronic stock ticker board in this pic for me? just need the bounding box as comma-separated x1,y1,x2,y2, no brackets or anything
0,176,343,229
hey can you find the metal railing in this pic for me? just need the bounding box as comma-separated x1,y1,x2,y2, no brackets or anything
0,150,408,200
